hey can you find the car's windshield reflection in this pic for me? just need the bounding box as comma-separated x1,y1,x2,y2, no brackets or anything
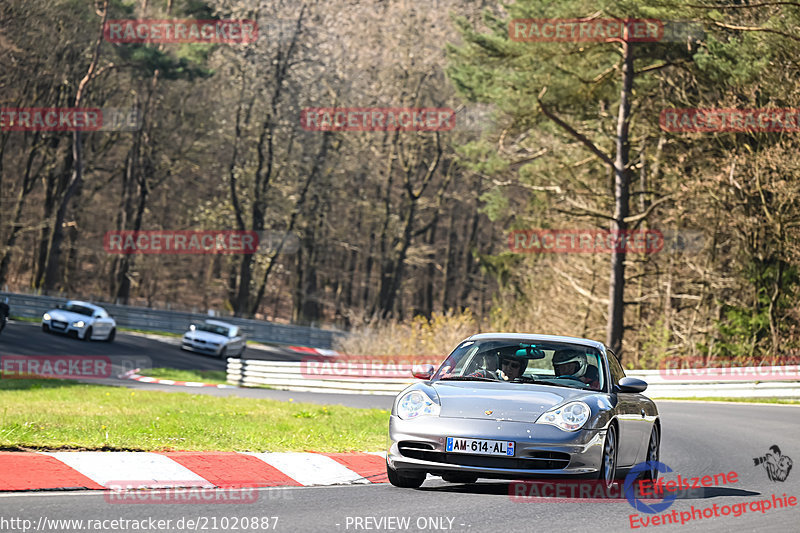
433,340,605,391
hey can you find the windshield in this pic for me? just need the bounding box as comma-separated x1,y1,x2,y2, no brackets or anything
432,339,605,392
196,323,231,336
63,304,94,317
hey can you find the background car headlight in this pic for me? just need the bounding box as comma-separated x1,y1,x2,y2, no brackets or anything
72,320,85,328
535,401,590,431
43,313,51,321
397,390,440,420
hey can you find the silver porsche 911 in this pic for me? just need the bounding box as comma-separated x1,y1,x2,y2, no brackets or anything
387,333,660,489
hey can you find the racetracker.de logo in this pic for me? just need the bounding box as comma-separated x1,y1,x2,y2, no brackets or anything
1,355,112,379
659,356,800,381
509,229,664,254
660,108,800,133
1,108,102,131
509,479,630,502
104,231,259,254
509,19,664,42
300,355,438,380
104,20,258,44
105,482,258,504
300,108,455,132
0,108,142,132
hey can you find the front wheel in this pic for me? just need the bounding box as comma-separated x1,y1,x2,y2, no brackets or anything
598,424,619,489
386,461,425,488
104,328,116,342
219,346,227,360
83,326,93,341
42,323,50,333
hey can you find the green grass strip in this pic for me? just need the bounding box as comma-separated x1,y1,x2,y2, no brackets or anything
0,379,389,452
138,368,228,385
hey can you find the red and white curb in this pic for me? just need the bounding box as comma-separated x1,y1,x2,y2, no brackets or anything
288,346,341,357
120,369,235,389
0,451,388,491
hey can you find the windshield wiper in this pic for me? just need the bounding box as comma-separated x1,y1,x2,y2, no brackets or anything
510,377,578,389
438,376,498,382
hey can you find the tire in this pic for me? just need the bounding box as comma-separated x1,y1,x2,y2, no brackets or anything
238,345,246,357
42,323,50,333
441,473,478,484
104,328,116,342
642,425,660,482
598,423,619,489
83,326,93,341
219,346,227,360
386,461,425,488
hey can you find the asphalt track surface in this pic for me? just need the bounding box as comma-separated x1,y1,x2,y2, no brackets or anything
2,322,799,532
0,321,384,408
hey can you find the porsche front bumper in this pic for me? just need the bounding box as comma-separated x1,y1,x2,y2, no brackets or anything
387,415,606,479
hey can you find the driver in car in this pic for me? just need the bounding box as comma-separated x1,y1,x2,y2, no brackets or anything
470,352,528,381
553,349,600,389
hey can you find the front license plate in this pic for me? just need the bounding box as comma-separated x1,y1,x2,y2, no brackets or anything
446,437,515,456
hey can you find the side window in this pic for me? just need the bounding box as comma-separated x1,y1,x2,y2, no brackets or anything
607,350,626,386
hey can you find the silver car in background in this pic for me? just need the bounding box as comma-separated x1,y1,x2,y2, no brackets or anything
387,333,660,489
181,319,246,358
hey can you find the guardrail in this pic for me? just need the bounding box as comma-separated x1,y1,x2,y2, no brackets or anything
0,291,344,349
226,359,800,398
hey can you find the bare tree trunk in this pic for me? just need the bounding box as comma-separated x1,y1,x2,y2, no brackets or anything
42,1,109,292
606,40,634,356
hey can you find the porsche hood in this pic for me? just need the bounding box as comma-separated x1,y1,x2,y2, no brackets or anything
431,381,590,423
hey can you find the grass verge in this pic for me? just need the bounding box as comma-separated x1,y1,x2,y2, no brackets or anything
0,379,388,452
659,397,800,405
137,368,228,385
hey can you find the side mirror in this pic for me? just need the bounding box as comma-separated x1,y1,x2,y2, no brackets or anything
616,377,648,393
412,364,434,380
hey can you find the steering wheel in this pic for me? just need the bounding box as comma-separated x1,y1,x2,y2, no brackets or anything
555,375,585,383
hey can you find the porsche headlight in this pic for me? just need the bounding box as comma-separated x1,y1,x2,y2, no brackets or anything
73,320,86,328
43,313,51,321
396,390,440,420
535,401,590,431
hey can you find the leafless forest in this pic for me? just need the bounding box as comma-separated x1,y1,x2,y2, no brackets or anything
2,0,799,366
